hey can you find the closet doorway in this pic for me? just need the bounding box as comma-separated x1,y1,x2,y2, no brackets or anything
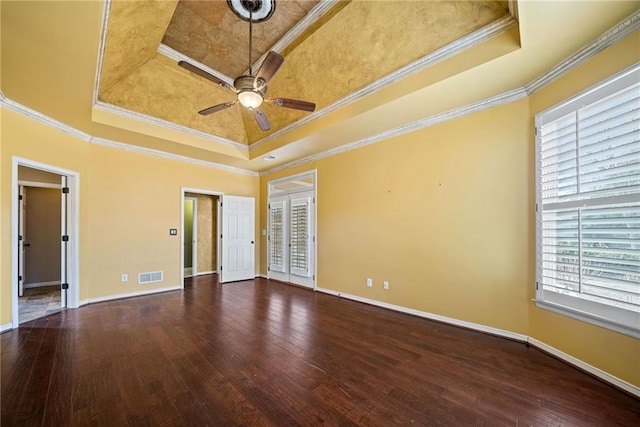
267,171,316,288
183,192,220,279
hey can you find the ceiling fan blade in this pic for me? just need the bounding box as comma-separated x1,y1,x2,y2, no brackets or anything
255,51,284,85
198,101,237,115
253,108,271,131
178,61,232,90
267,97,316,112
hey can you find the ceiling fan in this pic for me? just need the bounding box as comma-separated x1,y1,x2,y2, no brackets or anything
178,0,316,131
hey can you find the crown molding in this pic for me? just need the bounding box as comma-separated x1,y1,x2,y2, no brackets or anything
260,88,528,176
90,136,258,177
249,14,518,151
0,92,258,177
93,101,249,152
526,10,640,95
0,92,92,142
158,44,235,87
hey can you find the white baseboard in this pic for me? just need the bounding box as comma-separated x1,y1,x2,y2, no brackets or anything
527,338,640,398
196,270,217,276
256,274,268,279
315,287,638,397
83,285,182,305
24,281,60,289
315,287,528,342
0,323,13,333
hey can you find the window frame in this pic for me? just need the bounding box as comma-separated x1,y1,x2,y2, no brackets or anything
534,63,640,338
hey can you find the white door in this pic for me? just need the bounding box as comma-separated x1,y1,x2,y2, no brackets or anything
18,186,25,297
268,190,315,288
220,195,255,283
60,176,68,308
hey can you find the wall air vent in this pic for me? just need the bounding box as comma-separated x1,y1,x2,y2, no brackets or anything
138,271,163,284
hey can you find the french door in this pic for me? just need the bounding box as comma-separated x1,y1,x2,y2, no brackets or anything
268,190,315,288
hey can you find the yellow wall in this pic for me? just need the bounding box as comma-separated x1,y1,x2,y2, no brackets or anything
527,30,640,386
260,30,640,387
262,97,532,335
1,108,259,324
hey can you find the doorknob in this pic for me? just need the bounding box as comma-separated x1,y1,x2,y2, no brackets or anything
251,241,254,244
23,243,31,247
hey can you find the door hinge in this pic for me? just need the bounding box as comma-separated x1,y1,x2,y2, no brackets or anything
535,281,539,290
18,275,22,281
268,203,270,209
313,236,315,242
313,275,315,280
267,266,270,271
535,203,538,212
62,187,69,194
534,127,538,136
220,234,223,239
61,283,69,290
18,235,23,241
313,197,315,203
62,235,69,242
19,195,23,201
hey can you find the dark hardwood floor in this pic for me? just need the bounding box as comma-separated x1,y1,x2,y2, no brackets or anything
2,276,639,426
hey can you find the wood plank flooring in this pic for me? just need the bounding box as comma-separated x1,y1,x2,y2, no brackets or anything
2,276,639,426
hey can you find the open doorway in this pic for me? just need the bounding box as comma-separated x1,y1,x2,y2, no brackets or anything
19,182,63,322
12,158,80,329
183,192,220,279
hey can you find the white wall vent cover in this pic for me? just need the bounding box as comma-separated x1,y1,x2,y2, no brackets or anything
138,271,163,284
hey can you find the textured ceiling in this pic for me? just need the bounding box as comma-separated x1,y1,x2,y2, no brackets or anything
163,0,320,78
97,0,511,148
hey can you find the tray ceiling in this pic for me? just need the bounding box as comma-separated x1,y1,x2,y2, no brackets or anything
97,0,512,151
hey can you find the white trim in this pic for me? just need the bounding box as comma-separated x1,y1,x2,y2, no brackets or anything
0,95,91,142
12,158,81,328
527,338,640,398
24,281,61,289
17,181,62,189
526,10,640,95
315,287,528,342
158,44,234,86
181,188,225,286
83,285,182,305
261,88,527,176
90,136,258,177
92,101,248,151
250,15,517,150
0,323,13,333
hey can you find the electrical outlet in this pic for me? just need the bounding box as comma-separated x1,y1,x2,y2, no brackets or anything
121,274,128,282
383,281,389,290
366,278,373,288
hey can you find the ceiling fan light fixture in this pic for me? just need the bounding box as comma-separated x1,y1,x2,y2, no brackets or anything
238,90,263,109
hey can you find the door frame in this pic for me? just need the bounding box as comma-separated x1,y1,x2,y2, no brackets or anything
184,197,198,277
267,170,317,289
181,187,223,287
12,157,80,328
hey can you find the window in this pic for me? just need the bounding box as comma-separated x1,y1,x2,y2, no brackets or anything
535,64,640,338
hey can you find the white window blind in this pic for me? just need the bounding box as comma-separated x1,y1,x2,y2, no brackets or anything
290,198,311,277
536,64,640,338
268,201,286,273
